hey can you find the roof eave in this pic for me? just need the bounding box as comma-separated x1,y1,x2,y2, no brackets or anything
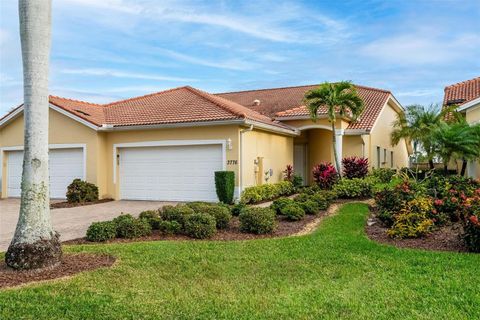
456,97,480,112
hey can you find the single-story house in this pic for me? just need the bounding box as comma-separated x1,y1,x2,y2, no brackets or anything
443,76,480,178
0,84,411,201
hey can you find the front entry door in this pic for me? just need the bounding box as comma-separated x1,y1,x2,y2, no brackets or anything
294,144,307,185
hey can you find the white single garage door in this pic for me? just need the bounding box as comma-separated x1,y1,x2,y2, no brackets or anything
7,148,84,198
119,144,223,202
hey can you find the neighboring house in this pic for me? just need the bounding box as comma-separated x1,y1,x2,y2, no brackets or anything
0,84,410,201
443,76,480,179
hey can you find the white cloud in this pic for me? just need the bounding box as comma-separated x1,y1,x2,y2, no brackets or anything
361,32,480,65
396,89,439,97
60,68,197,82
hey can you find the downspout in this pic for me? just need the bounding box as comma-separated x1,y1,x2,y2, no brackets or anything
239,125,253,200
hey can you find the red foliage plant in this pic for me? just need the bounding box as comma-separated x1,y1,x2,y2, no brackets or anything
283,164,294,182
342,157,369,179
312,162,338,189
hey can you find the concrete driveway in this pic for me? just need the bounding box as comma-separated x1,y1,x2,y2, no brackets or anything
0,199,174,252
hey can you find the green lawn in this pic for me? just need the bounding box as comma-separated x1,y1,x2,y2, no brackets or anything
1,203,479,319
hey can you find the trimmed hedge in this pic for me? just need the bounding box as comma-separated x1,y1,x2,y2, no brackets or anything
66,179,99,203
86,221,116,242
298,200,319,215
282,204,305,221
239,207,276,234
114,214,152,239
271,197,295,215
159,220,182,235
183,213,217,239
139,210,162,230
215,171,235,204
241,181,294,204
333,178,373,199
161,204,194,227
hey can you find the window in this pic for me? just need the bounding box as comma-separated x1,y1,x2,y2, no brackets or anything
391,151,394,167
377,146,381,168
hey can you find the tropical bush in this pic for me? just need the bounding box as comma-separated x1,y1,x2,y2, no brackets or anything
298,200,319,215
239,207,276,234
282,204,305,221
369,168,396,183
139,210,162,230
114,214,152,239
333,178,373,199
66,179,99,203
312,162,338,189
387,197,435,239
292,175,303,189
160,204,194,227
158,220,181,235
342,157,369,179
240,181,294,204
200,205,232,229
183,213,217,239
86,221,117,242
214,171,235,204
283,164,294,182
230,202,247,216
271,197,295,215
310,193,330,210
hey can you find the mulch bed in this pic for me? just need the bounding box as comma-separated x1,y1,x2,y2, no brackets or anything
64,212,328,245
50,198,114,209
0,253,116,289
365,214,468,253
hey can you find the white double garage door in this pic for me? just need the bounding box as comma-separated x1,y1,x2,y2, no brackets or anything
6,148,84,199
6,143,224,201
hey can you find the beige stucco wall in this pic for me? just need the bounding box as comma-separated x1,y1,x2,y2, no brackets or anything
368,100,409,169
465,104,480,178
1,109,100,198
241,128,293,188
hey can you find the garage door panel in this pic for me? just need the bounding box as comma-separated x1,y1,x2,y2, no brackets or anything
7,148,84,199
119,144,223,201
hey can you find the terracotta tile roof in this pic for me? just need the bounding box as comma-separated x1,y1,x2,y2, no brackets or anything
443,76,480,106
1,86,293,132
217,84,391,131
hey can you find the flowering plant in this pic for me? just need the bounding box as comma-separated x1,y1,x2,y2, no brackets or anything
312,162,338,189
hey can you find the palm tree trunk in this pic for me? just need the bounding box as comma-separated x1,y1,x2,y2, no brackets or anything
444,163,448,176
460,159,468,176
331,122,342,178
5,0,61,270
428,159,434,170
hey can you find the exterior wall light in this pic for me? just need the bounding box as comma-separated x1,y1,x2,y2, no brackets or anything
226,138,232,150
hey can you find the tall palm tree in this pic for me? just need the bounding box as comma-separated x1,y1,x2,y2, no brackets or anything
6,0,61,270
391,104,449,169
304,81,364,175
432,121,480,175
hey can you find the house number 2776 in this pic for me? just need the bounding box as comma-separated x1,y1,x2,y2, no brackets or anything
227,160,238,165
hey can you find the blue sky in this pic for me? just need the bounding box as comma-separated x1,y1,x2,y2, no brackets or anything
1,0,479,116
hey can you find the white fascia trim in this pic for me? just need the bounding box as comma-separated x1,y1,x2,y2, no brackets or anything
100,119,245,131
296,124,332,131
344,129,370,135
244,119,299,136
112,139,227,184
457,97,480,112
0,104,100,131
0,107,23,128
388,94,405,112
0,144,87,194
49,104,99,131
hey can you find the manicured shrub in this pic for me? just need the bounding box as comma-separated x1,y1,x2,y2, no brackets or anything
369,168,396,183
293,193,310,203
158,220,182,235
186,202,212,212
240,181,294,204
320,190,338,202
215,171,235,204
183,213,217,239
464,215,480,252
271,197,295,215
310,193,329,210
292,175,303,189
299,200,319,215
231,202,247,216
301,185,321,195
387,198,434,239
342,157,369,179
66,178,99,203
283,164,294,182
202,205,232,229
282,204,305,221
115,215,152,239
139,210,162,230
160,204,194,227
86,221,116,242
239,207,276,234
312,162,338,189
333,178,373,199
